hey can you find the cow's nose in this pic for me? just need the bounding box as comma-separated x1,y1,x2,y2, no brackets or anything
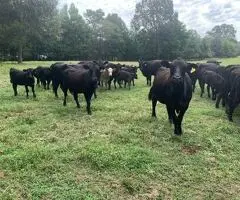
173,75,181,80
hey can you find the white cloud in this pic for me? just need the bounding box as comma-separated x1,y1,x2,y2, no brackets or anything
59,0,240,40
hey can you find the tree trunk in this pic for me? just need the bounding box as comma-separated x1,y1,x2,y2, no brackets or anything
18,44,23,63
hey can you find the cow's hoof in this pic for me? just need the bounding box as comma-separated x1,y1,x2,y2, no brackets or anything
174,129,182,136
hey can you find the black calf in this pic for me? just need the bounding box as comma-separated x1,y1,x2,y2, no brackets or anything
10,68,36,98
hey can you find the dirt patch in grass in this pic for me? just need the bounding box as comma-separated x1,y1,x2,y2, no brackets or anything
0,171,5,178
181,145,201,155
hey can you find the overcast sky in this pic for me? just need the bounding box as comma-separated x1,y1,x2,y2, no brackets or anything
59,0,240,40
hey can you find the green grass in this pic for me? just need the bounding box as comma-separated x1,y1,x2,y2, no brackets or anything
0,59,240,199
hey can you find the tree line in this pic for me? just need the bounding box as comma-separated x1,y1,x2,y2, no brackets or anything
0,0,240,63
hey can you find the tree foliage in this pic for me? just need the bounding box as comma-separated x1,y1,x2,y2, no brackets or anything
0,0,58,62
0,1,239,62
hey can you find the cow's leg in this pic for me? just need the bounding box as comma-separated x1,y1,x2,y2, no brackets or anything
227,103,238,122
124,81,126,88
108,80,111,90
37,78,40,86
128,81,131,90
192,79,197,92
146,78,149,85
173,108,186,135
215,93,222,108
212,87,216,100
118,80,122,88
114,79,117,89
63,88,68,106
207,85,211,98
41,80,46,90
25,86,29,98
94,89,97,99
84,93,92,115
53,82,59,98
31,85,36,98
199,80,204,97
166,105,173,124
151,98,157,117
222,95,226,107
149,76,152,86
47,80,50,90
73,92,80,108
132,79,135,86
12,84,18,96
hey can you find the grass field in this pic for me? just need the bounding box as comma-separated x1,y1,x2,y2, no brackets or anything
0,58,240,199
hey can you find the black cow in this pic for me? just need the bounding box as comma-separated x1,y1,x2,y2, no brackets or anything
114,70,135,90
186,63,198,92
33,66,52,89
78,61,101,98
10,68,36,98
138,60,169,86
226,76,240,121
50,63,69,98
121,65,138,86
197,63,219,99
61,66,98,114
225,67,240,121
148,59,192,135
200,70,226,108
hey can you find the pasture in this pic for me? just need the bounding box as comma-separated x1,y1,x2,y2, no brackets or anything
1,58,240,199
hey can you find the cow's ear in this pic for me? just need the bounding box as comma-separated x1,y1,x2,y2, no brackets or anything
103,61,108,65
161,60,171,68
83,64,90,70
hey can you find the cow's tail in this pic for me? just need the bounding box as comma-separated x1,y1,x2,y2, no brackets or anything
148,88,153,101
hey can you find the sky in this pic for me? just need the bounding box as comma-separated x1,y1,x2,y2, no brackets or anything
59,0,240,40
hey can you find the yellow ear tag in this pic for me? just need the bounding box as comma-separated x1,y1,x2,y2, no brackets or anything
191,68,196,73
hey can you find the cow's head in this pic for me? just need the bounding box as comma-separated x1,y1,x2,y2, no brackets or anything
107,67,113,77
23,68,34,79
84,65,98,89
170,59,187,83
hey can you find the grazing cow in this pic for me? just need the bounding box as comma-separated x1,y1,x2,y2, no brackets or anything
148,59,192,135
138,60,169,86
200,70,226,108
61,66,98,114
33,66,52,89
121,65,138,86
114,70,135,90
10,68,36,98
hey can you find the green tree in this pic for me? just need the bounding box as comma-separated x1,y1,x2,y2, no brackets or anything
84,9,105,59
0,0,58,63
206,24,238,57
60,4,89,60
102,14,129,60
131,0,187,59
